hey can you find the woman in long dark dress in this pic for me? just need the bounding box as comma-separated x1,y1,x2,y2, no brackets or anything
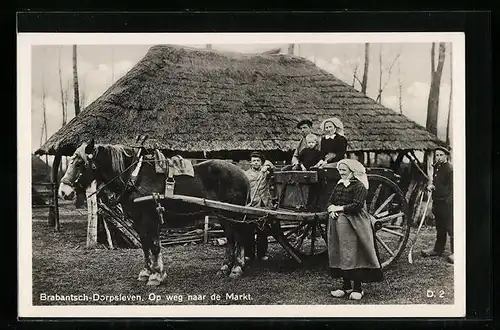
327,159,384,300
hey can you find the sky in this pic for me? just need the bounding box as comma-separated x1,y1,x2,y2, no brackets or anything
31,42,454,153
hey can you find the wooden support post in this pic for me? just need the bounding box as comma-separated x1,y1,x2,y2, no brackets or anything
393,151,406,171
356,151,365,164
102,217,114,249
86,180,98,248
424,150,435,225
204,216,209,244
49,154,62,231
407,151,430,181
426,150,434,185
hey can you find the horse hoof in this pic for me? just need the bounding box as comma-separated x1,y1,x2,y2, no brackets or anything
217,265,230,277
137,269,151,282
138,275,149,282
229,266,243,279
146,278,161,286
146,273,162,286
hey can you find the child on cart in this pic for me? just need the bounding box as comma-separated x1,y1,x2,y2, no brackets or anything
294,133,326,171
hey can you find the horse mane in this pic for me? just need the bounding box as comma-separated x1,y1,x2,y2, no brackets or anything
98,144,134,173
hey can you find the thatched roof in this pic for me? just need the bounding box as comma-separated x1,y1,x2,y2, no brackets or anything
36,44,444,156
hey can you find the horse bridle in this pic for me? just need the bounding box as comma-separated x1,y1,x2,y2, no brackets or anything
61,153,97,190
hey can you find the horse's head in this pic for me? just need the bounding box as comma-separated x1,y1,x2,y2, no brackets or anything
59,139,99,201
59,139,136,204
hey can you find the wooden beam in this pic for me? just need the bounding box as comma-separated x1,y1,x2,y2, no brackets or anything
204,216,209,244
86,180,98,248
406,151,429,181
134,194,329,222
392,151,406,171
102,217,114,249
50,154,61,231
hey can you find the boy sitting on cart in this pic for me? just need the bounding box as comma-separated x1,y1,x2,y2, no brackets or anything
294,133,326,171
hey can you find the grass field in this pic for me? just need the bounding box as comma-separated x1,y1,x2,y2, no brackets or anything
31,203,454,306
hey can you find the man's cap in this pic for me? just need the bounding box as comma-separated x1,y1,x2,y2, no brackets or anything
296,119,313,129
250,151,265,161
435,146,451,155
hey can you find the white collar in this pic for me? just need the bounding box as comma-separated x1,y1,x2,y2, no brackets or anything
324,134,336,139
337,178,351,187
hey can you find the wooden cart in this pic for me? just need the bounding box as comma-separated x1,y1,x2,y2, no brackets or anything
134,167,410,270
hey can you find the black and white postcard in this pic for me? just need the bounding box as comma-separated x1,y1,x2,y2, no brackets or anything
18,32,465,318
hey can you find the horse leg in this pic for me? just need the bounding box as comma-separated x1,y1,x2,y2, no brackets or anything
229,227,246,279
217,222,234,277
130,209,152,283
137,232,152,282
147,222,166,286
243,223,257,264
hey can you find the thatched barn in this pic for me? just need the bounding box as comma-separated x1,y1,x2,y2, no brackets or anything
31,155,53,206
35,44,445,163
35,44,448,242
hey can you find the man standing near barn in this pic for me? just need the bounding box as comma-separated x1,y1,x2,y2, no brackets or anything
244,151,275,261
421,146,454,264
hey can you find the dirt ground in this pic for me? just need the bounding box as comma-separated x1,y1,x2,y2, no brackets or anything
31,202,454,306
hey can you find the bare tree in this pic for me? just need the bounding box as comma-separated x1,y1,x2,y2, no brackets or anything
361,43,369,94
376,46,402,104
397,56,403,114
58,47,68,126
80,85,86,110
111,46,115,85
352,64,359,88
446,46,453,145
40,75,48,147
73,45,81,117
426,42,446,135
376,45,383,103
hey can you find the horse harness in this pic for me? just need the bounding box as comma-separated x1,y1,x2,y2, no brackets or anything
123,147,177,226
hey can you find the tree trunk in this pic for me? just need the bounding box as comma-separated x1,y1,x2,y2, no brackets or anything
352,65,358,88
73,45,81,116
446,46,453,145
58,47,67,126
398,56,403,114
426,43,446,135
111,46,115,84
40,70,48,147
288,44,294,55
361,43,369,95
376,45,383,103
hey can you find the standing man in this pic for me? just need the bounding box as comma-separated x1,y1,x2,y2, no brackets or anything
244,151,275,261
283,119,321,170
421,146,454,264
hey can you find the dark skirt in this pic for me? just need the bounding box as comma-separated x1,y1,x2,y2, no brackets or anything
328,208,384,283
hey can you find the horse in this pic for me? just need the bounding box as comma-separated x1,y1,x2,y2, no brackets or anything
58,139,255,286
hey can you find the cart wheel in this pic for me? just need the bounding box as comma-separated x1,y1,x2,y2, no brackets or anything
367,174,410,269
279,219,328,257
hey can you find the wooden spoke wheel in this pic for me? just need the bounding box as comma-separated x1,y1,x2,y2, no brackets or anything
276,173,410,269
366,174,411,269
279,219,328,257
